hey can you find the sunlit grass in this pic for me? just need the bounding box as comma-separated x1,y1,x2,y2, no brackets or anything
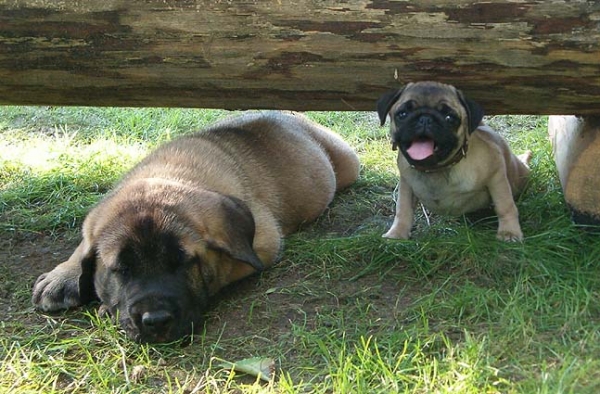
2,107,600,393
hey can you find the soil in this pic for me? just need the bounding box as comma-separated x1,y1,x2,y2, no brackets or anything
1,234,76,320
0,200,414,375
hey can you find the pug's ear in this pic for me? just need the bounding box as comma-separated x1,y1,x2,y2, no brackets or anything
456,90,485,134
204,195,265,273
376,87,405,126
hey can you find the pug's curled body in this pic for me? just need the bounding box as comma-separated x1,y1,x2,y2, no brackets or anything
377,81,530,242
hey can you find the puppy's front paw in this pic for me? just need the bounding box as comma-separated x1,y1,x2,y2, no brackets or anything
496,229,523,242
32,266,83,312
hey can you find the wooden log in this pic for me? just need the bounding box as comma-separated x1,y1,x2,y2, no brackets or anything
549,115,600,225
0,1,599,113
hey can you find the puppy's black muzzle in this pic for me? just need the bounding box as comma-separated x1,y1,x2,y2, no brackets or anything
416,113,434,132
141,310,174,329
393,110,459,168
125,295,181,343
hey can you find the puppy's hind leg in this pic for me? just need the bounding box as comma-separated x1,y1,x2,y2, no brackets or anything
296,113,360,191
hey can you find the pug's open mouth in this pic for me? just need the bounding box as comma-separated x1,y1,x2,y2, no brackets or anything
405,137,437,161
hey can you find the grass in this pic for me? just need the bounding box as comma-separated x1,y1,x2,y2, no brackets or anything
1,107,600,393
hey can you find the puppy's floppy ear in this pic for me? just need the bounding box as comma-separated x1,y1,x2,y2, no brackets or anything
204,195,265,272
456,90,485,134
78,244,98,303
376,87,405,126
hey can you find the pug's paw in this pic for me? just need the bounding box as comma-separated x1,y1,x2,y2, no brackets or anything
496,229,523,242
383,225,411,240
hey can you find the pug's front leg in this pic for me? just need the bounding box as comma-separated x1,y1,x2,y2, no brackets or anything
488,174,523,242
383,177,416,239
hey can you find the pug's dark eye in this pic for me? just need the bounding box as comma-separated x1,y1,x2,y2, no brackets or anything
444,114,459,124
396,100,416,121
396,111,408,120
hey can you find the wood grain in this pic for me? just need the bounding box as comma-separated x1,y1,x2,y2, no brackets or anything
1,1,599,113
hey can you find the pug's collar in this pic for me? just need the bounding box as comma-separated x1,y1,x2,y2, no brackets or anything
408,138,469,173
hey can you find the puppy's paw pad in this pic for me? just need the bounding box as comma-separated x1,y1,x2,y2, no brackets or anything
32,269,82,312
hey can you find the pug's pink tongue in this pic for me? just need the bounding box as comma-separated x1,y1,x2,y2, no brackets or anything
407,140,435,160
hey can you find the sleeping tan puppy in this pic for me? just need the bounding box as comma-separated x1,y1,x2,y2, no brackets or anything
377,81,530,241
32,111,360,343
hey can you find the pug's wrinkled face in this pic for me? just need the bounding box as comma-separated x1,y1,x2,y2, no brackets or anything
377,81,484,170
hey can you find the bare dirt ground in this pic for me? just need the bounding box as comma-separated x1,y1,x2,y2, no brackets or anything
1,197,414,378
1,234,72,321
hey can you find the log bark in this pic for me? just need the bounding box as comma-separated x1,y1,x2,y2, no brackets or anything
0,1,599,113
549,115,600,225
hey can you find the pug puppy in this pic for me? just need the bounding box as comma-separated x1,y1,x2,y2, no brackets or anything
377,81,530,241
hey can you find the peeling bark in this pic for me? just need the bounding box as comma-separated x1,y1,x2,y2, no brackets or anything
0,1,599,113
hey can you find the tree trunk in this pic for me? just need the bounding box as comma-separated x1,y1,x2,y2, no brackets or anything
0,1,599,113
